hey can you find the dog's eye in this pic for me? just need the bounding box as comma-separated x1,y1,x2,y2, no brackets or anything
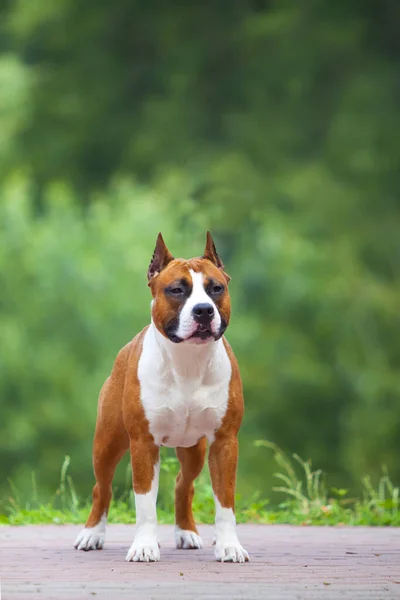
212,285,223,294
170,287,184,295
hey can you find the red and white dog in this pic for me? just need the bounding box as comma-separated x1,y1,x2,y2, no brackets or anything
74,232,249,563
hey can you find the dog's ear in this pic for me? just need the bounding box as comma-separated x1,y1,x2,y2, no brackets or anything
203,231,231,282
148,233,174,283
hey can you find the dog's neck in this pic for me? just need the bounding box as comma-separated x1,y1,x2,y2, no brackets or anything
149,321,222,380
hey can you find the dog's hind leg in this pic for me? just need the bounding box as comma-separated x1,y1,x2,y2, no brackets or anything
74,378,129,551
174,436,207,549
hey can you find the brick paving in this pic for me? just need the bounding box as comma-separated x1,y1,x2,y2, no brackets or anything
1,524,400,599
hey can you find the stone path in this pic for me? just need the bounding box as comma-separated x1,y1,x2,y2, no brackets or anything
1,524,400,599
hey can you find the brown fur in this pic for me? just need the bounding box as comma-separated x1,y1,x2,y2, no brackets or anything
84,235,244,538
174,437,207,532
209,338,244,509
84,328,157,528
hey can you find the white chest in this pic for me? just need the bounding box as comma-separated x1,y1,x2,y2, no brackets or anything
137,326,232,448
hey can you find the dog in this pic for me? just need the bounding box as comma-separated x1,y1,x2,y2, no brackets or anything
74,232,249,563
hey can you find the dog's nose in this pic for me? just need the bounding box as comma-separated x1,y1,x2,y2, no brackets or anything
192,303,215,324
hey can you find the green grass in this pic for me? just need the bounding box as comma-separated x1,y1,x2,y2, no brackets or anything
1,441,399,526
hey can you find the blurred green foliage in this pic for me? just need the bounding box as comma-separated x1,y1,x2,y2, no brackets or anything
1,0,400,509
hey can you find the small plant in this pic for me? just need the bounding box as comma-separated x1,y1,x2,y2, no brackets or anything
360,467,399,521
255,440,327,511
255,440,400,526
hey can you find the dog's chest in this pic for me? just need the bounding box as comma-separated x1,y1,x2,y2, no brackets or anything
137,328,232,448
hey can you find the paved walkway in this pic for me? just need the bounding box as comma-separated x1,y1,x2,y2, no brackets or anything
1,525,399,599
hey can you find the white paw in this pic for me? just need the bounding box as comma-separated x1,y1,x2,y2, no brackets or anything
215,541,249,563
125,538,160,562
74,526,105,551
175,526,203,549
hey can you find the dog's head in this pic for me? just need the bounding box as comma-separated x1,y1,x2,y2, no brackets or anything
148,232,231,345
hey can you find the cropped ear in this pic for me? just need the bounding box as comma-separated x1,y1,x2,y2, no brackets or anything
203,231,231,282
148,233,174,283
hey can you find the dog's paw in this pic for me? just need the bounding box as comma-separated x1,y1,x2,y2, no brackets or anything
214,542,249,563
74,526,105,551
175,526,203,549
125,538,160,562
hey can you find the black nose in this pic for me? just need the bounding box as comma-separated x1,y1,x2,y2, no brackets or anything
192,303,215,324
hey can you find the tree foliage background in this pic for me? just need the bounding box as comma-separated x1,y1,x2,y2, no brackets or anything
1,0,400,509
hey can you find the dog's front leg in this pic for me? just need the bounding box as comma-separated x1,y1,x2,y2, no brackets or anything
208,434,249,563
126,439,160,562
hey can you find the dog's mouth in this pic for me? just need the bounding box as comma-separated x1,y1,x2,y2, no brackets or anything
164,319,228,344
189,325,215,341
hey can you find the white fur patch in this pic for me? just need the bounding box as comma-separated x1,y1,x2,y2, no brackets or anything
175,526,203,549
138,324,232,448
175,270,221,342
214,496,249,563
74,513,107,551
126,460,160,562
